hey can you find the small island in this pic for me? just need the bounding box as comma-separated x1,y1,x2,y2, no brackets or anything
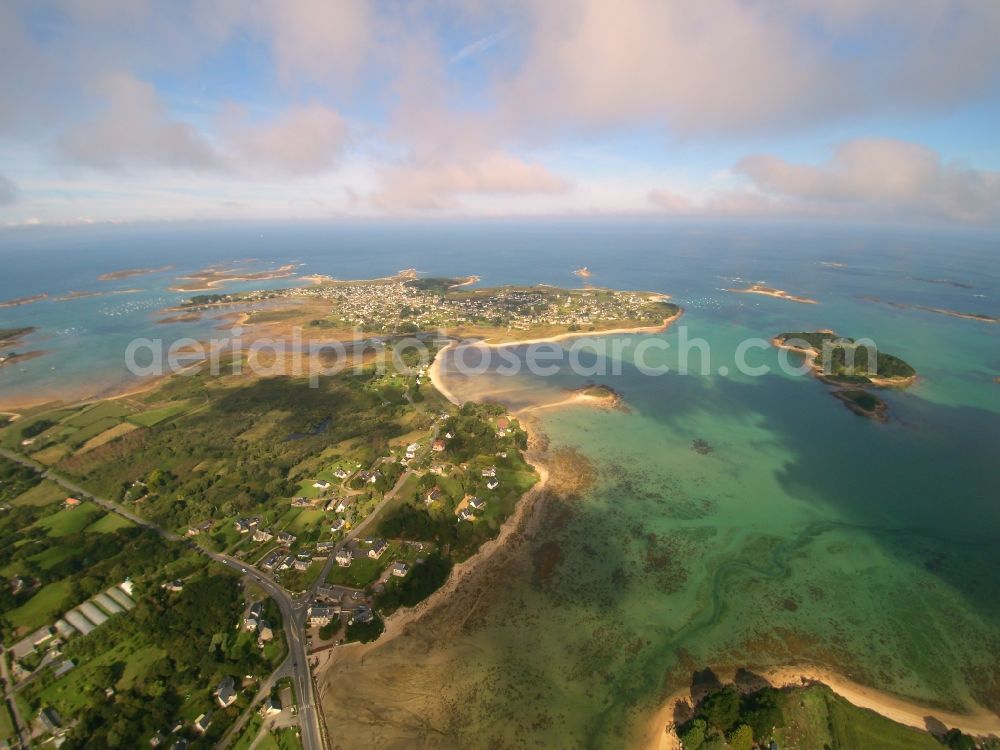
0,327,36,347
773,330,916,421
169,263,300,292
97,265,174,281
0,293,48,309
573,266,592,278
859,295,998,324
728,284,817,304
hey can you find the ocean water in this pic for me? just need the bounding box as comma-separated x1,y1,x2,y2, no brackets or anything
2,220,999,745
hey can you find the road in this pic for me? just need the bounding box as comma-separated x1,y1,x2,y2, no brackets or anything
0,448,324,750
0,642,30,748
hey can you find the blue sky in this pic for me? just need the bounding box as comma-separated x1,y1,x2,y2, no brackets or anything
0,0,998,226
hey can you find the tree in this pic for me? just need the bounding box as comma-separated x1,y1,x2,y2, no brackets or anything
700,686,740,733
726,723,753,750
677,718,706,749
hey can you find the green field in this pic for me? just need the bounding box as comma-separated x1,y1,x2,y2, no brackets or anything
84,512,134,534
34,502,103,536
126,400,194,427
325,555,384,589
11,480,66,507
7,578,73,633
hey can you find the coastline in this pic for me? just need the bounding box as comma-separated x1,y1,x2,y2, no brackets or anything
427,311,681,408
770,337,917,388
315,417,551,672
442,309,683,357
643,665,1000,749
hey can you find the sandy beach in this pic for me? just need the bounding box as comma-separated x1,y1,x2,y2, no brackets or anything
727,284,818,304
643,665,1000,749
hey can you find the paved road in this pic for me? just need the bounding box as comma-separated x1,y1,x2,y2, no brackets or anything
0,448,323,750
0,643,30,748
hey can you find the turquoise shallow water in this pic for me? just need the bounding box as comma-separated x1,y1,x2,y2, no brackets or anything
2,221,999,745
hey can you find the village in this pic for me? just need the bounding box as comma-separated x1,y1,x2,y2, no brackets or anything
183,274,675,336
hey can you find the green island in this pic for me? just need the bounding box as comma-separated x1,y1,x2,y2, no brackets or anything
772,330,917,421
177,271,680,342
674,678,996,750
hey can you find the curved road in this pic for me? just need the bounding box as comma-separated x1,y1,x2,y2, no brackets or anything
0,448,323,750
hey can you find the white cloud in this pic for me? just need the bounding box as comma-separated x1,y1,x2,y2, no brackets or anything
0,171,18,205
259,0,373,86
372,153,571,211
498,0,1000,137
222,103,350,176
59,73,221,171
649,139,1000,222
735,139,1000,222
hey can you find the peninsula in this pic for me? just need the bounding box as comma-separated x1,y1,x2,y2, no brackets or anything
727,283,817,304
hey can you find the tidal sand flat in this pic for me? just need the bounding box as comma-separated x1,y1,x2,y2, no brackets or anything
321,313,1000,749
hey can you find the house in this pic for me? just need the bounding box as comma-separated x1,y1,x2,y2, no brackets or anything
257,621,274,643
366,471,382,484
63,497,81,508
430,464,447,475
431,439,446,452
186,520,213,537
335,497,354,514
316,541,338,553
330,518,345,533
293,558,310,571
261,550,282,569
193,712,212,733
291,497,313,507
149,729,166,746
234,517,260,533
163,579,184,592
368,539,389,559
308,606,338,627
425,487,441,505
487,479,499,490
262,697,282,716
315,585,342,603
244,602,263,631
52,660,75,679
253,528,274,543
481,466,497,478
390,562,409,578
459,508,475,522
171,739,189,750
335,548,353,567
324,497,340,512
353,605,373,624
276,531,296,545
39,707,63,735
468,496,486,511
444,431,454,439
215,676,237,708
333,467,349,479
11,576,29,595
313,480,331,490
496,416,510,435
405,442,419,459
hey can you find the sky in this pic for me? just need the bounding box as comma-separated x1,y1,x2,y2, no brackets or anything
1,0,999,227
